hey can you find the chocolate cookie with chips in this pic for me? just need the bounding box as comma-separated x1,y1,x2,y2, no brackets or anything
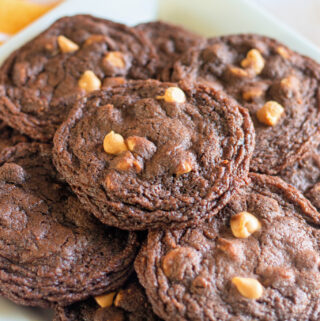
53,79,254,230
136,173,320,321
165,34,320,174
0,143,138,307
0,15,156,141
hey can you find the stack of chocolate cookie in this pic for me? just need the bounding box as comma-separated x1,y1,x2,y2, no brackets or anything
0,14,320,321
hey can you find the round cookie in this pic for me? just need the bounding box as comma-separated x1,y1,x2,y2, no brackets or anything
280,144,320,210
54,277,160,321
0,143,138,307
135,173,320,321
53,79,255,230
166,34,320,174
0,15,156,141
136,21,205,75
0,121,29,152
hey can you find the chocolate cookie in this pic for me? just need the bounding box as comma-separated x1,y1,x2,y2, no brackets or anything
166,34,320,174
54,276,160,321
136,21,205,75
280,144,320,210
0,15,156,141
0,143,138,307
53,79,254,230
0,121,29,152
135,173,320,321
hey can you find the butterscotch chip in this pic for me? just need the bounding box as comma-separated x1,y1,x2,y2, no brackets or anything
242,87,263,101
241,49,265,74
230,211,261,238
103,131,128,155
276,46,290,59
95,292,116,308
228,66,249,78
113,291,123,307
217,238,241,260
125,136,156,160
111,151,143,173
78,70,101,93
232,277,263,299
57,35,79,53
104,51,125,68
280,75,300,94
157,87,186,103
256,101,284,126
162,247,200,280
103,77,126,88
175,160,192,175
84,34,107,46
114,152,135,171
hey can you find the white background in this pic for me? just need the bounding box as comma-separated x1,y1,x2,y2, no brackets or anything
254,0,320,47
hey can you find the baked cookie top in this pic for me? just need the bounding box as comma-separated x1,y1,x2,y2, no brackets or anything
0,15,156,141
280,144,320,210
0,121,29,152
0,143,138,307
54,277,160,321
166,34,320,174
135,173,320,321
53,79,254,230
136,21,205,74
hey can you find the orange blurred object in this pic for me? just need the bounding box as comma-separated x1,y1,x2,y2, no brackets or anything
0,0,61,44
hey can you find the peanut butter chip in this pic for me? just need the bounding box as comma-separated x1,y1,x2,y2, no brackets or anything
113,151,143,173
103,77,126,88
276,46,290,59
162,247,200,280
94,292,116,308
157,87,186,103
57,35,79,53
280,75,299,89
114,291,123,307
103,131,128,155
229,66,249,77
241,49,265,75
232,277,263,299
78,70,101,93
176,160,192,176
125,136,156,159
230,211,261,238
256,101,284,126
84,34,107,46
105,51,125,68
242,87,263,101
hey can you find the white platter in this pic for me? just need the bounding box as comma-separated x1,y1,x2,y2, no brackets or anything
0,0,319,320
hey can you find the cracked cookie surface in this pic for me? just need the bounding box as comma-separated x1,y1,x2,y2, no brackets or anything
166,34,320,174
135,173,320,321
53,79,254,230
0,143,138,307
136,21,205,75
